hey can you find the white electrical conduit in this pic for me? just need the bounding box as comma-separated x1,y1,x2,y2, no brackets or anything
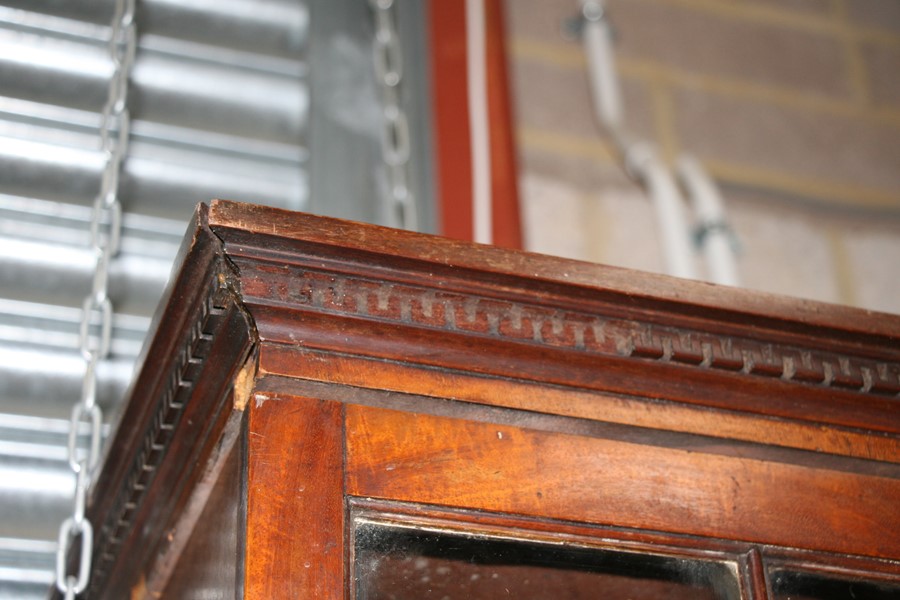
466,0,493,245
580,0,696,279
677,156,740,285
580,0,742,283
625,144,698,279
581,0,625,149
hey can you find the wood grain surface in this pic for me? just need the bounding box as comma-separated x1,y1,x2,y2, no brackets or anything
345,404,900,559
245,394,344,599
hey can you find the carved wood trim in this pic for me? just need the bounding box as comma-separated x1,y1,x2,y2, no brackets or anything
240,264,900,398
91,281,232,585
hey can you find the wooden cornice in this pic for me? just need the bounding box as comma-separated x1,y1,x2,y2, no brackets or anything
204,200,899,436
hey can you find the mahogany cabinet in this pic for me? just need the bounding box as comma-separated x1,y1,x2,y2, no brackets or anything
79,200,899,598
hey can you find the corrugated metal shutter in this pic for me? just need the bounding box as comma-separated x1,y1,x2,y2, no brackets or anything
0,1,310,596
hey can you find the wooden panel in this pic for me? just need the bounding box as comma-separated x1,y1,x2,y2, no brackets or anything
345,405,900,559
245,394,344,599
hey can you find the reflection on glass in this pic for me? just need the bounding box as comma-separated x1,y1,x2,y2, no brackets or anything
354,521,740,600
770,570,900,600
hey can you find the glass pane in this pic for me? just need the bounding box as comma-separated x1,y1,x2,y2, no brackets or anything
770,570,900,600
354,521,740,600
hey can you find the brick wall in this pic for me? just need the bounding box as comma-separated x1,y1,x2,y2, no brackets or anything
505,0,900,314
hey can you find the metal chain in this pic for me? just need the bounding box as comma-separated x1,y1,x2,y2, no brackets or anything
369,0,417,230
55,0,136,597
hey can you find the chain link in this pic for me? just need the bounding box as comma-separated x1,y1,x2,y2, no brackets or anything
369,0,417,230
55,0,136,595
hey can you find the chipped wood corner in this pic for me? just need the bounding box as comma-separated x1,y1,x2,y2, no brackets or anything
129,573,159,600
233,348,259,412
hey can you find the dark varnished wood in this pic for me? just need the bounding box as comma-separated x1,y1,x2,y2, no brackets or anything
244,394,344,598
162,429,244,599
76,206,256,599
84,200,900,598
741,548,770,600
